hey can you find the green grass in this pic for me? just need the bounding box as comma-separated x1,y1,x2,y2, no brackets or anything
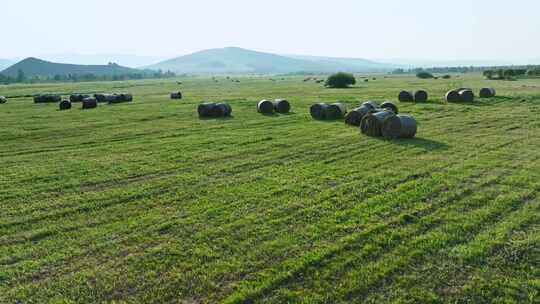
1,74,539,303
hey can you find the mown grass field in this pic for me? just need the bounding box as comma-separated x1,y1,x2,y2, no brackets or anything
1,74,539,303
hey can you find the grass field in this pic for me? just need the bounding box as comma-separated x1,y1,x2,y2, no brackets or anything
1,74,539,303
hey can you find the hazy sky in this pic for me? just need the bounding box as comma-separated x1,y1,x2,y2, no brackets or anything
3,0,540,61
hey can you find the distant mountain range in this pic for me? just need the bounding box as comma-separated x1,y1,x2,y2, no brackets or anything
3,47,536,78
1,57,139,78
36,53,167,68
146,47,397,74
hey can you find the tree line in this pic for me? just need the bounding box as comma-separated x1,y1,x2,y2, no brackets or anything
483,68,540,80
0,70,177,84
392,65,540,78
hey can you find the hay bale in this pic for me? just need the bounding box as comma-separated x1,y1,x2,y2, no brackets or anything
34,95,61,103
0,96,6,104
171,92,183,99
479,88,496,98
310,103,329,120
459,89,475,102
380,101,399,114
381,115,417,139
69,94,89,102
59,100,72,110
362,101,379,110
94,94,108,103
414,90,428,102
273,99,291,113
345,105,378,126
257,100,274,114
445,90,460,103
198,103,216,117
109,94,133,104
214,103,232,117
326,103,347,119
360,110,396,137
198,102,231,117
398,91,414,102
119,94,133,102
82,98,98,109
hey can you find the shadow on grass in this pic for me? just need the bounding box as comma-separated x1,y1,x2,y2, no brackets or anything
260,112,298,117
379,137,450,151
311,118,346,123
198,115,234,121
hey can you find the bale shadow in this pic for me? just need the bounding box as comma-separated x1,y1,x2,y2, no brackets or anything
198,115,234,121
378,137,449,151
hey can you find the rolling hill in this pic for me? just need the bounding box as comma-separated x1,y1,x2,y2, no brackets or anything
147,47,396,74
1,57,140,78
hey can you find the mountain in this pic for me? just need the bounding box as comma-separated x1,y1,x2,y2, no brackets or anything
1,57,140,77
36,53,167,68
0,59,14,71
147,47,394,74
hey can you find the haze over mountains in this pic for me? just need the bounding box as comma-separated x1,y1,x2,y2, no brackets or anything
2,47,538,78
146,47,398,74
0,59,14,71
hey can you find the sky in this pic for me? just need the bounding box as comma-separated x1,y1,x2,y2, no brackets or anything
3,0,540,64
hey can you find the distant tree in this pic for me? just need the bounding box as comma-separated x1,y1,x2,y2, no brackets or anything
325,72,356,88
441,74,451,79
483,70,494,79
504,69,515,79
16,69,26,83
416,71,434,79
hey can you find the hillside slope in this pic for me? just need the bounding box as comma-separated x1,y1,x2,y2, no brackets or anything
147,47,394,74
1,57,139,77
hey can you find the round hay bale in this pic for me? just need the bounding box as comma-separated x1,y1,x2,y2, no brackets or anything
479,88,496,98
94,94,108,103
273,99,291,113
310,103,328,120
214,103,232,117
325,103,347,119
119,94,133,102
362,101,379,110
459,89,475,103
70,94,89,102
34,95,61,103
414,90,428,102
82,98,97,109
106,94,120,103
345,105,377,126
445,90,460,103
0,96,7,104
381,115,417,139
59,100,72,110
198,103,216,117
380,101,399,114
398,91,414,102
171,92,182,99
257,99,274,114
360,110,396,137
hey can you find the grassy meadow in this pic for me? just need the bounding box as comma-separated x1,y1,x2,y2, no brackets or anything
1,74,539,303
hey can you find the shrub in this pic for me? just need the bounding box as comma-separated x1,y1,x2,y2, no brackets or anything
416,71,434,79
325,72,356,88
